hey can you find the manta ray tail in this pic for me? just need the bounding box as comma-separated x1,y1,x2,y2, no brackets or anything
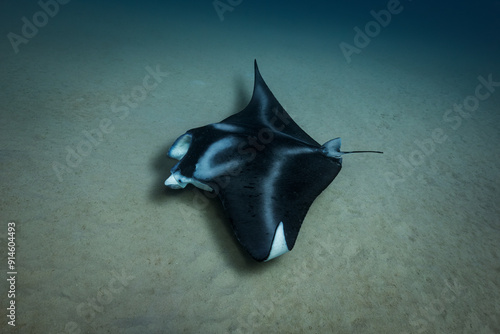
322,137,383,158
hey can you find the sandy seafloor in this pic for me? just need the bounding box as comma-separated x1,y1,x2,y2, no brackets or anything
0,1,499,333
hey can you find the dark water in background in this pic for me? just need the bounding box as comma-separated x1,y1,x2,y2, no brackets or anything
2,0,499,60
0,1,499,333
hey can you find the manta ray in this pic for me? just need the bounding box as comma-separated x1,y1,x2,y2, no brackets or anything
165,60,382,262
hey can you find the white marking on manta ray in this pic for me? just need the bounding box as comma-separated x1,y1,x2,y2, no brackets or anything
166,133,214,191
164,174,183,188
165,171,213,191
168,133,192,160
194,136,242,181
211,123,245,133
265,221,288,261
262,147,315,261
